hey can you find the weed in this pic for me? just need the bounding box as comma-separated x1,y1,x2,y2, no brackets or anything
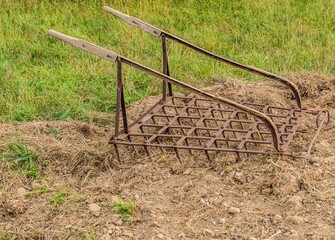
70,230,86,239
70,228,96,240
86,229,96,240
25,185,53,197
0,235,10,240
5,140,40,178
111,196,136,223
74,194,86,203
50,192,72,205
38,177,51,184
46,128,63,134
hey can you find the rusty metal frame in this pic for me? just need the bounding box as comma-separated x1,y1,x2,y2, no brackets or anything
48,30,329,163
103,6,302,109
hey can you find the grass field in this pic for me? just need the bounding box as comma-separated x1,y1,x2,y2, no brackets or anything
0,0,334,123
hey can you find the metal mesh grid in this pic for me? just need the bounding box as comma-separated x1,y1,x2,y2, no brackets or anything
111,95,306,155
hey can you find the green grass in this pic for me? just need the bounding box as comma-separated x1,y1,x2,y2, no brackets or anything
50,191,72,205
46,128,63,134
0,235,11,240
0,0,334,123
111,196,136,223
74,193,86,203
25,185,53,197
5,139,40,178
70,228,97,240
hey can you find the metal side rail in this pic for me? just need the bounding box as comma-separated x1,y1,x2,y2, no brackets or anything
48,30,329,163
103,6,302,109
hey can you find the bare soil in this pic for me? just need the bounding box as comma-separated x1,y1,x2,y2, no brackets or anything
0,73,334,240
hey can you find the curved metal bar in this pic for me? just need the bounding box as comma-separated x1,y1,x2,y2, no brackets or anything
316,108,330,129
103,6,302,108
292,108,329,158
47,30,281,152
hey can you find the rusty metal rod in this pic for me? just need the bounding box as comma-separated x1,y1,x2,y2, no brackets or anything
137,123,288,136
113,141,273,154
114,60,123,136
162,34,172,100
103,6,302,108
47,30,281,152
122,133,282,145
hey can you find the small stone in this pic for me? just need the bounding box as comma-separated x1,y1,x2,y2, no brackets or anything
282,230,299,240
17,187,27,198
101,234,112,240
7,200,26,214
111,196,122,205
219,218,227,224
262,188,272,195
234,172,246,183
314,163,320,167
107,225,120,233
203,228,215,236
114,219,123,226
5,223,12,230
153,221,161,227
123,232,135,238
311,156,321,162
273,173,299,196
211,197,221,206
88,203,101,217
272,214,283,224
285,215,304,225
178,233,186,238
287,196,302,209
156,234,164,239
183,168,192,175
228,207,241,214
119,183,131,191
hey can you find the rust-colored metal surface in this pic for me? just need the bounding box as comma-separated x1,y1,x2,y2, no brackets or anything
48,27,330,164
112,95,305,154
110,94,328,162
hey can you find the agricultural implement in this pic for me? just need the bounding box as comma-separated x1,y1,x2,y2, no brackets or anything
48,7,330,163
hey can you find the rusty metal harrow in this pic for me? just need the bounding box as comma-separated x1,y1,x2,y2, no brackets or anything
48,7,330,163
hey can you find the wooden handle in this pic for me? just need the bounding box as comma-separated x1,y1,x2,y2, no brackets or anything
103,6,162,37
48,30,118,62
48,30,78,42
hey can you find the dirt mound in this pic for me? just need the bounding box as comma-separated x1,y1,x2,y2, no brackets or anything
0,73,334,239
203,72,335,109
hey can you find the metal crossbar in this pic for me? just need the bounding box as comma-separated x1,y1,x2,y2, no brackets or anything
48,10,330,163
